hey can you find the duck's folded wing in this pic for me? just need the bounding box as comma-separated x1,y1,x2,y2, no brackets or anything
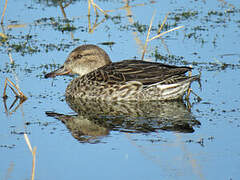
89,60,194,85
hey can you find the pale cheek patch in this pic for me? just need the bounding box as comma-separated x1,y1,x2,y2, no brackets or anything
71,66,91,76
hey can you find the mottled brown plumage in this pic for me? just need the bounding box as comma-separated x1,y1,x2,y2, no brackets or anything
45,44,200,101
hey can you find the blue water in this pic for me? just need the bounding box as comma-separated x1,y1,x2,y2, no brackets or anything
0,0,240,180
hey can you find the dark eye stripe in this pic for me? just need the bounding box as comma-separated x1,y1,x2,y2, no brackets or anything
74,54,83,59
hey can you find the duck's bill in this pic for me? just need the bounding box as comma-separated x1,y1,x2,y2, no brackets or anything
44,66,71,78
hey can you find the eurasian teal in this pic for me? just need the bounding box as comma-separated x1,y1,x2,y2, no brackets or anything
45,44,199,101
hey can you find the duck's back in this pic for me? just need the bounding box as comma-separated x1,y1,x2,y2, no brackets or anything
99,60,193,85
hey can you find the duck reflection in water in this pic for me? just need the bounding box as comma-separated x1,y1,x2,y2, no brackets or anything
46,99,200,143
45,44,200,143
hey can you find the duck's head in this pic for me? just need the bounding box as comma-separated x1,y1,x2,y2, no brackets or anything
45,44,111,78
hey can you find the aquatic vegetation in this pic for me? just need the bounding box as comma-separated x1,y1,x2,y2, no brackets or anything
170,11,198,22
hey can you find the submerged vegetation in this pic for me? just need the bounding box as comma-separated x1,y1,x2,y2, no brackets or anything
1,5,239,61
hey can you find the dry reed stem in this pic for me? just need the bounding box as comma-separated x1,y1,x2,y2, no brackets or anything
88,0,107,16
24,133,36,180
31,147,36,180
141,12,184,59
149,25,184,42
190,89,202,100
24,133,33,152
92,2,98,16
88,0,107,33
92,0,106,15
88,0,91,16
186,88,192,100
3,89,27,116
186,68,202,101
1,0,8,24
157,12,169,34
88,15,105,33
88,14,92,31
3,78,27,100
141,11,155,60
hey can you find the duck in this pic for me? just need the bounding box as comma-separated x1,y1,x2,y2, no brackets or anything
45,44,200,101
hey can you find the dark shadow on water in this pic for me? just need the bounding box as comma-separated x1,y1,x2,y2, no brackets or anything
46,97,200,143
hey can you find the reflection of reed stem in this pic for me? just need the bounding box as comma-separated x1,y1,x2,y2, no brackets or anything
58,1,75,39
1,24,14,64
175,134,205,180
58,1,67,19
88,0,91,16
123,0,144,56
1,0,8,24
4,162,14,180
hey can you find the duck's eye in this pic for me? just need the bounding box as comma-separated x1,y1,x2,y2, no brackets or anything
74,54,83,60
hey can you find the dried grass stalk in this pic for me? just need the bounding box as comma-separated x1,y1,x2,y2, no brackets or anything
88,0,107,16
149,25,184,42
1,0,8,24
24,133,33,152
24,133,37,180
3,78,27,99
157,12,169,34
141,12,184,60
141,11,155,60
31,147,36,180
